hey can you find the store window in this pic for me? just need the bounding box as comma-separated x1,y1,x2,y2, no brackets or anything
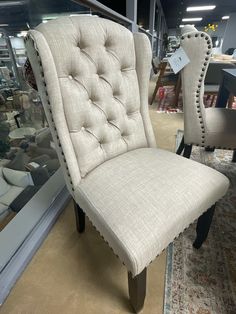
137,0,150,30
0,0,88,231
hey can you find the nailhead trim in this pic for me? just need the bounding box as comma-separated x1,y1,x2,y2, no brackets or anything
181,31,212,146
25,34,75,193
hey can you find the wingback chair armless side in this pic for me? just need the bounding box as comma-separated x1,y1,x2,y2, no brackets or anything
177,25,236,159
25,17,229,313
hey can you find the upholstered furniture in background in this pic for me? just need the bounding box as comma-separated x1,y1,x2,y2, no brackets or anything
25,16,229,312
0,166,34,220
177,26,236,160
204,62,236,107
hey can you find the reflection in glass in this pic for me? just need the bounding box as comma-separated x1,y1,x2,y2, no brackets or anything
0,0,89,231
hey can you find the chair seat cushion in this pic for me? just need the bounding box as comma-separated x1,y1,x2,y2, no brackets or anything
205,108,236,149
75,148,229,276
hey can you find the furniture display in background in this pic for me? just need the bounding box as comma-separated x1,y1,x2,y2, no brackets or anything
216,68,236,109
0,164,34,224
8,126,36,140
26,16,229,313
150,60,181,108
13,47,27,66
0,122,59,229
176,26,236,162
204,61,236,107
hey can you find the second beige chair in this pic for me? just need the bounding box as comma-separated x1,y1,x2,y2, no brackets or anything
25,16,229,313
177,25,236,160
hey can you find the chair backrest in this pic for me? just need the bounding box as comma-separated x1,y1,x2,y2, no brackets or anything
180,25,212,146
25,16,156,195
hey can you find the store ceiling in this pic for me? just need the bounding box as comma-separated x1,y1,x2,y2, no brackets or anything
0,0,88,34
160,0,236,29
2,0,235,35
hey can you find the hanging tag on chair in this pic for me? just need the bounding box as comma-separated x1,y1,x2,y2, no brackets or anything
168,47,190,74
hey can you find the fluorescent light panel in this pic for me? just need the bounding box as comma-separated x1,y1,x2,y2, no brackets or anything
182,17,202,22
187,5,216,11
179,24,195,28
222,16,230,20
0,24,9,27
0,1,26,6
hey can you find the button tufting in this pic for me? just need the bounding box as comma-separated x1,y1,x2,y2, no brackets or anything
68,75,73,80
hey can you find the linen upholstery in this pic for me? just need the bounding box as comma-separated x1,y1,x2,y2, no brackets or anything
133,33,156,148
25,28,80,197
180,26,209,146
75,148,229,275
181,26,236,149
33,17,150,178
25,16,229,277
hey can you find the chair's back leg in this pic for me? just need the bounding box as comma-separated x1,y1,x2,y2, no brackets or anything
128,268,147,313
73,200,85,233
193,204,216,249
176,135,185,155
150,62,167,106
232,150,236,162
173,75,181,108
183,144,192,158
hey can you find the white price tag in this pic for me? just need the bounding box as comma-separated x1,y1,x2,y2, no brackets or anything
168,47,190,74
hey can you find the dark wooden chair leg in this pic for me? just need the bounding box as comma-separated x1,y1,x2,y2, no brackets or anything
173,74,181,108
176,136,185,155
128,268,147,313
150,80,160,106
183,144,192,158
73,199,85,233
193,204,216,249
232,150,236,162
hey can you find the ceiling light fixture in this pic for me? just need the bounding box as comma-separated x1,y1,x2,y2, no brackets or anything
179,24,195,28
0,24,9,27
186,5,216,11
222,16,230,20
0,1,26,6
182,17,203,22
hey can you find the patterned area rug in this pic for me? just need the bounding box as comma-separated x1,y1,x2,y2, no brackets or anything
164,132,236,314
153,84,236,113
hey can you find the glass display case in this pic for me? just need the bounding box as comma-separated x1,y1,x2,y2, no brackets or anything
0,0,89,303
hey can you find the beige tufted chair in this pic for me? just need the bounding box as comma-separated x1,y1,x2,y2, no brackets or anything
25,17,229,312
177,25,236,160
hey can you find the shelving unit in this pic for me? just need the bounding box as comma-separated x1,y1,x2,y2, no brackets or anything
13,47,27,65
0,46,11,62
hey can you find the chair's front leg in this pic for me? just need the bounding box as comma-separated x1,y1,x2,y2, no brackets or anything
176,136,185,155
128,268,147,313
193,204,216,249
73,199,85,233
